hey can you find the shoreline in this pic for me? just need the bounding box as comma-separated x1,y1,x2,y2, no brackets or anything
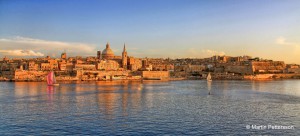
1,73,300,82
1,77,299,82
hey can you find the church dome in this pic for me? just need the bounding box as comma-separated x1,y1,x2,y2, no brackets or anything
102,42,114,59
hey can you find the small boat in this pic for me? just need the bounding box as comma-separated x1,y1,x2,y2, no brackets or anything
47,71,59,86
207,72,212,82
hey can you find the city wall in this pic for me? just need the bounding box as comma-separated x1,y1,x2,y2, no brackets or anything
15,70,48,81
4,70,133,81
142,71,169,80
244,74,300,80
225,65,253,75
77,70,131,81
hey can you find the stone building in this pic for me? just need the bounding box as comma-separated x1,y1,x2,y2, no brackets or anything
61,52,67,59
41,63,51,71
96,60,120,71
286,64,300,73
128,57,142,71
146,58,174,71
175,64,205,73
251,61,285,74
28,61,39,71
59,61,67,71
75,64,96,70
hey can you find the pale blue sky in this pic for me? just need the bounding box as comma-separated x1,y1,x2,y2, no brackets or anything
0,0,299,63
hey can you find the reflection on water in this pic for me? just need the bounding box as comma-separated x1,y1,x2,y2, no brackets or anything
207,81,211,95
0,80,299,135
47,86,55,103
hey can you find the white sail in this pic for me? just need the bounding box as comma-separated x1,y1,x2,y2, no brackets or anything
207,72,212,81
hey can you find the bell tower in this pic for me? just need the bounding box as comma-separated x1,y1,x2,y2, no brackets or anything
97,50,101,60
122,43,128,69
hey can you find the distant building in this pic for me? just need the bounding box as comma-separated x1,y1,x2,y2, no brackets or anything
28,61,39,71
96,60,120,71
61,52,67,59
251,61,286,74
59,61,67,71
286,64,300,73
41,63,51,71
3,56,9,61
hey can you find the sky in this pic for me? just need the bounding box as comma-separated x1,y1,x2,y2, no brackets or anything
0,0,299,64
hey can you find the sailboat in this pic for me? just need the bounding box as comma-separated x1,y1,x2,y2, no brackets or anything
207,72,212,82
47,71,59,86
207,72,212,95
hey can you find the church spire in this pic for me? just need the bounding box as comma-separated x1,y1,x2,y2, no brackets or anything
122,43,127,69
123,43,126,52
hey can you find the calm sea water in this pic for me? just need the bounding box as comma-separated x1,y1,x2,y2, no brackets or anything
0,80,299,135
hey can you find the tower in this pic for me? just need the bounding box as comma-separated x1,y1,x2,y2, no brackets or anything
122,43,128,69
97,50,101,60
61,50,67,59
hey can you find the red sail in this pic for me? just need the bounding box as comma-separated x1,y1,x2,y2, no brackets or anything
47,71,54,85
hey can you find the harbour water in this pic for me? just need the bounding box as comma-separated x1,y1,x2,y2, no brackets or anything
0,80,299,135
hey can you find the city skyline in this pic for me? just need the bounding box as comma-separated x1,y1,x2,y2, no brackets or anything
0,0,299,64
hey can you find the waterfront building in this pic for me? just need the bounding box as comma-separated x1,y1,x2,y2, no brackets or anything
127,57,141,71
41,63,51,71
28,61,39,71
74,64,96,71
286,64,300,73
251,61,286,74
48,59,59,70
59,61,67,71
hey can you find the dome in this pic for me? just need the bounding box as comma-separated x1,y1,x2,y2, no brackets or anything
102,48,114,56
102,42,114,59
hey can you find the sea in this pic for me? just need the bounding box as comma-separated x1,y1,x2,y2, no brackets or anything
0,80,299,135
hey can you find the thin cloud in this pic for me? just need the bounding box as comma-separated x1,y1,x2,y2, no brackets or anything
275,37,300,64
0,50,44,57
201,49,225,56
275,36,298,46
0,36,97,57
186,48,225,58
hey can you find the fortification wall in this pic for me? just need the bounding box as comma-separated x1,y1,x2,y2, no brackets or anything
142,71,169,79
